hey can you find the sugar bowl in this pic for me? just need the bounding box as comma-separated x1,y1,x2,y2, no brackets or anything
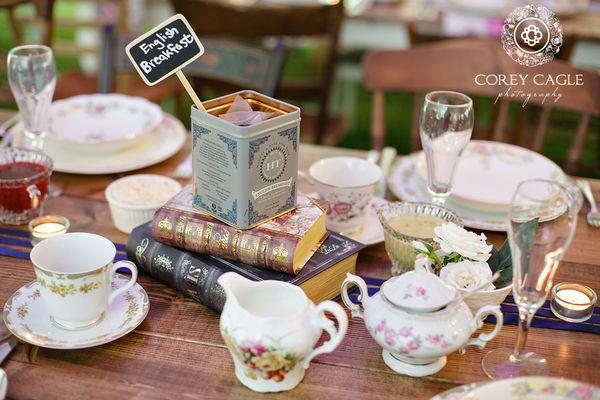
341,266,503,377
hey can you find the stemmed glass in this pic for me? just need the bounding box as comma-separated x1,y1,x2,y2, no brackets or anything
419,91,473,206
7,45,56,150
482,179,580,379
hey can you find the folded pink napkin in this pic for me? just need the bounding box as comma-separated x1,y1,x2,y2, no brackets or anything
219,95,274,126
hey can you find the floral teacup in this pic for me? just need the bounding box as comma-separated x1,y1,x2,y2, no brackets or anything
308,156,382,233
30,232,138,330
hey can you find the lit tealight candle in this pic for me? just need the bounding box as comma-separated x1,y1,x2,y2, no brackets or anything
28,215,70,246
551,283,597,323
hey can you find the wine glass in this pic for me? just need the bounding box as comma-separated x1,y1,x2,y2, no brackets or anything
482,179,580,379
7,45,56,150
419,91,473,205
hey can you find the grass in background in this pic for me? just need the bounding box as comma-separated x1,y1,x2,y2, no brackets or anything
1,8,598,177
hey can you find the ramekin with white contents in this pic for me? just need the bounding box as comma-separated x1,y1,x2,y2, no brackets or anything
105,174,182,234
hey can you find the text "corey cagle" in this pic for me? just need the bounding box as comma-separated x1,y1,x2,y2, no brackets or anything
474,74,584,86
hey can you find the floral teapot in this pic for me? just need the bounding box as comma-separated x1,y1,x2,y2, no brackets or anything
341,265,503,377
218,272,348,392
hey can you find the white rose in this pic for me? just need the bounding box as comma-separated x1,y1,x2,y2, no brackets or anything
433,222,493,262
439,260,495,292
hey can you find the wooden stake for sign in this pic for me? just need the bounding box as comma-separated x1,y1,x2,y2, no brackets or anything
176,70,205,111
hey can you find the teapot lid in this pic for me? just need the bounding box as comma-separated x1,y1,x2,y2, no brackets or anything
381,268,456,313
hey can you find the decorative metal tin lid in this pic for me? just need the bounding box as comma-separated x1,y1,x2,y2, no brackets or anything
381,268,456,313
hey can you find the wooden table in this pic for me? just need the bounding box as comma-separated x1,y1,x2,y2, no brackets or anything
1,112,599,399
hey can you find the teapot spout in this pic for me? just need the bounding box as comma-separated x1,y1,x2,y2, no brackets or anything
217,272,253,305
341,273,369,319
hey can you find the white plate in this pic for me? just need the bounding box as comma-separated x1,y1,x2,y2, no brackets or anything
0,369,6,400
49,94,162,153
11,112,186,175
417,141,565,213
389,153,509,231
461,376,598,400
2,274,149,349
430,382,486,400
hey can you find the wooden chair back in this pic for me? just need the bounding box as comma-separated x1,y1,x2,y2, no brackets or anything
363,38,600,172
0,0,54,104
171,0,345,142
182,37,287,97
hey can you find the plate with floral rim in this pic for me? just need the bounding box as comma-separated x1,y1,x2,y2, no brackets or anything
10,112,185,175
458,376,598,400
2,274,149,349
416,141,566,213
49,94,162,153
430,382,487,400
388,153,509,231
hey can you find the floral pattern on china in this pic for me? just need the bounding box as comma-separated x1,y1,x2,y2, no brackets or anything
341,261,503,377
324,191,372,223
222,330,298,382
382,265,455,313
452,376,599,400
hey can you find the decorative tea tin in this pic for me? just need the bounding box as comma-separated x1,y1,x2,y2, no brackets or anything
191,90,300,229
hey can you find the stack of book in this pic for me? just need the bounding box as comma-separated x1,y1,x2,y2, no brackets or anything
126,185,365,311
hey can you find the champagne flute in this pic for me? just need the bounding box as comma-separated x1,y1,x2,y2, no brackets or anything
419,91,473,206
482,179,579,379
7,45,56,150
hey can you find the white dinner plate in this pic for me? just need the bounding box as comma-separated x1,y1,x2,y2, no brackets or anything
49,94,162,153
389,152,509,231
460,376,598,400
11,112,186,175
417,141,565,213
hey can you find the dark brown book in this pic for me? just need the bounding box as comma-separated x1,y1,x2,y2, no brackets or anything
152,185,326,275
128,222,365,312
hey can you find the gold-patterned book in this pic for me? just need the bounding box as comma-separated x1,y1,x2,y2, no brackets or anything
152,185,326,275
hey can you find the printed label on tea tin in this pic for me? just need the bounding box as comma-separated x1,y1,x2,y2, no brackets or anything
247,127,297,224
192,125,239,224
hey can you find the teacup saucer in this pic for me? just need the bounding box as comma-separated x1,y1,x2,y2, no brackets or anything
2,274,149,349
340,197,388,246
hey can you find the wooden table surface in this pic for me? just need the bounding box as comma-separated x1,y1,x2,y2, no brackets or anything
1,111,599,399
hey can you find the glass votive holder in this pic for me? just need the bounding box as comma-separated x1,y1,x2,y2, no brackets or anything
551,283,597,323
28,215,70,246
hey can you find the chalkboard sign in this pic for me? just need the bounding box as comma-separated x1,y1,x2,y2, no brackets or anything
126,14,204,86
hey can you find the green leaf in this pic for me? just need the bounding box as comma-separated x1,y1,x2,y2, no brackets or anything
491,217,539,289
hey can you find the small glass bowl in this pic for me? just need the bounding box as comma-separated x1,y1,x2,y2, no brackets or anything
377,202,462,275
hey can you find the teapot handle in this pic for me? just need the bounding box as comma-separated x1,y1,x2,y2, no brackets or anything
459,304,503,354
341,273,368,319
302,301,348,369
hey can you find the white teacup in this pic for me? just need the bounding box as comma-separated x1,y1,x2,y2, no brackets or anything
30,232,138,330
308,156,382,233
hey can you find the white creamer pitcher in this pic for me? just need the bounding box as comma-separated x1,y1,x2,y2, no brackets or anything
218,272,348,392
